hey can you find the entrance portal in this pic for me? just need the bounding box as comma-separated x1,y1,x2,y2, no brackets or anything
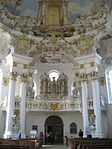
45,115,64,144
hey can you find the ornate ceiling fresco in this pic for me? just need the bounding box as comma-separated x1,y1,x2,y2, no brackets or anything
0,0,112,65
1,0,104,21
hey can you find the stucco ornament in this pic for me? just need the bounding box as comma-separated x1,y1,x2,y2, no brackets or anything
0,29,13,60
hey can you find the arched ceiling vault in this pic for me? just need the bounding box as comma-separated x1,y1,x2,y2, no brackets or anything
0,0,112,65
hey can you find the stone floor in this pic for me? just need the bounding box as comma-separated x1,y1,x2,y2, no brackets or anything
42,144,67,149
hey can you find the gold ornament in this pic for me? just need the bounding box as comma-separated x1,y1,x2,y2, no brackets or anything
50,102,58,111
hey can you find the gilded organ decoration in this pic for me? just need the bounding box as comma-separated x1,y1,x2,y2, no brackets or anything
40,73,68,99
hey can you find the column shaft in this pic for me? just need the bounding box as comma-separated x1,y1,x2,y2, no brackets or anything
4,76,16,138
92,79,102,137
81,81,89,137
20,77,27,138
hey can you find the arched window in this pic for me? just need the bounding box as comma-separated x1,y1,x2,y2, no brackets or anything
105,67,112,104
70,122,77,134
48,70,59,81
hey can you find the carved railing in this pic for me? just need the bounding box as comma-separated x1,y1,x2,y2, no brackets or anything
14,98,82,112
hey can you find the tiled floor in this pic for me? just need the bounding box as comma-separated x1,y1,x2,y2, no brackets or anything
42,144,67,149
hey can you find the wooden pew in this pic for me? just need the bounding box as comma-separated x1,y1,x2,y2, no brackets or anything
82,144,112,149
67,138,112,149
0,144,28,149
0,139,42,149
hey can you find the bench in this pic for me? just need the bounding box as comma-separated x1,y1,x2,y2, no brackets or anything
67,138,112,149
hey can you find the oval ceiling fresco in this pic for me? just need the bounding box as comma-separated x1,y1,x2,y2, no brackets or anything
2,0,104,23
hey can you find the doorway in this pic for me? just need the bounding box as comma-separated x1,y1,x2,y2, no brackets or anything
44,115,64,144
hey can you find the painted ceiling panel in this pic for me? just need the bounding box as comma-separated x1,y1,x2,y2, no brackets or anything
3,0,103,22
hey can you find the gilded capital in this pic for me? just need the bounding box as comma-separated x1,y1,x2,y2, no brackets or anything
79,73,88,82
20,74,28,83
9,72,18,81
89,71,98,80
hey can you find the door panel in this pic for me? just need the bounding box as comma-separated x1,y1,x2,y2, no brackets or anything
45,115,63,144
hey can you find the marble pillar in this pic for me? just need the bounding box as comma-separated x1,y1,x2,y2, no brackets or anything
19,74,27,138
92,76,102,137
4,72,17,138
81,74,89,137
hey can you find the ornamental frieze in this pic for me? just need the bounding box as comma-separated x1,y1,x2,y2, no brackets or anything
24,99,82,112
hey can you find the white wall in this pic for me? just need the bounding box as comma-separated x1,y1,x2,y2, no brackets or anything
25,111,83,138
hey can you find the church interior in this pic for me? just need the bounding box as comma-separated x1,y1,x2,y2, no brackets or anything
0,0,112,146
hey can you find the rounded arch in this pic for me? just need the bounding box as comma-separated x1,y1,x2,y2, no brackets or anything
44,115,64,144
48,70,60,81
45,115,63,126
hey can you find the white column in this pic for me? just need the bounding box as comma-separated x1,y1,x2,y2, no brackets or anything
81,74,89,137
0,70,3,100
92,77,102,137
19,74,27,138
4,72,17,138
